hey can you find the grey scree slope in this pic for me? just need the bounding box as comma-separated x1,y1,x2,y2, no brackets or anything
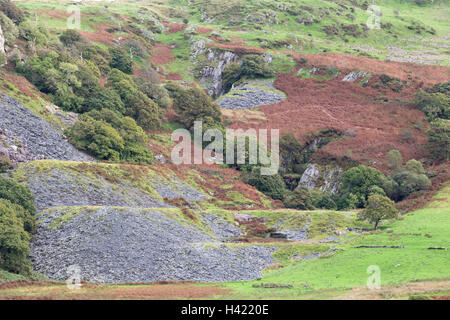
0,94,93,162
31,207,274,283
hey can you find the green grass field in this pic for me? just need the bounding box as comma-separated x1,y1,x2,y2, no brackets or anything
213,185,450,299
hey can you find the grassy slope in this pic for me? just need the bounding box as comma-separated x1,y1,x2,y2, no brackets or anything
215,185,450,299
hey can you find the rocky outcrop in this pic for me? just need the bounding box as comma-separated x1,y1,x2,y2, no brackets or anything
0,94,93,164
30,207,274,283
217,80,286,109
0,23,5,54
199,48,239,97
341,71,370,82
298,163,343,194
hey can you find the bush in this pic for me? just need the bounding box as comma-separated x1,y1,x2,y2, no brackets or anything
247,168,286,201
66,115,125,161
284,187,314,210
0,199,31,274
66,109,153,164
340,165,386,208
386,149,402,170
107,69,162,129
222,62,242,93
392,169,431,199
405,159,425,174
135,78,171,108
0,0,24,24
0,176,36,233
221,55,274,93
414,91,449,121
18,20,49,46
109,47,133,74
0,156,13,173
172,86,223,130
310,189,337,210
359,194,397,230
0,12,19,45
427,119,449,162
59,29,82,46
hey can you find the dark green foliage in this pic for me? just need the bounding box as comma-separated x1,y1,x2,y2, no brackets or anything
359,194,397,230
339,165,386,208
386,149,403,170
0,176,36,233
66,109,153,164
221,55,274,93
59,29,82,46
18,20,49,46
0,156,13,173
284,187,314,210
368,185,387,197
107,69,162,130
109,47,133,74
427,119,449,161
0,199,31,275
171,85,223,130
0,12,18,45
310,189,337,210
279,132,305,175
135,63,170,108
16,51,123,114
0,0,24,24
247,168,286,201
392,169,431,199
241,55,274,79
66,116,124,161
222,62,242,93
414,91,450,121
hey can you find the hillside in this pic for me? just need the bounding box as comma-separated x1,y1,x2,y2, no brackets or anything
0,0,448,301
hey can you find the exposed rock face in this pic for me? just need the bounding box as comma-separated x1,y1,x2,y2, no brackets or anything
0,94,93,163
341,71,370,82
217,80,286,109
298,163,343,194
0,23,5,54
199,48,239,97
30,207,274,283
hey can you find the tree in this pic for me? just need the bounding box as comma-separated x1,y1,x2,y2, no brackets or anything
284,187,314,210
427,119,449,162
310,189,337,210
172,86,223,130
60,29,82,46
392,170,431,199
340,165,386,208
107,69,162,130
241,55,274,79
0,0,24,24
247,168,286,201
387,149,403,170
109,47,133,74
0,199,31,274
0,176,36,232
66,115,125,161
405,159,425,174
414,91,449,121
222,62,242,93
359,194,397,230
